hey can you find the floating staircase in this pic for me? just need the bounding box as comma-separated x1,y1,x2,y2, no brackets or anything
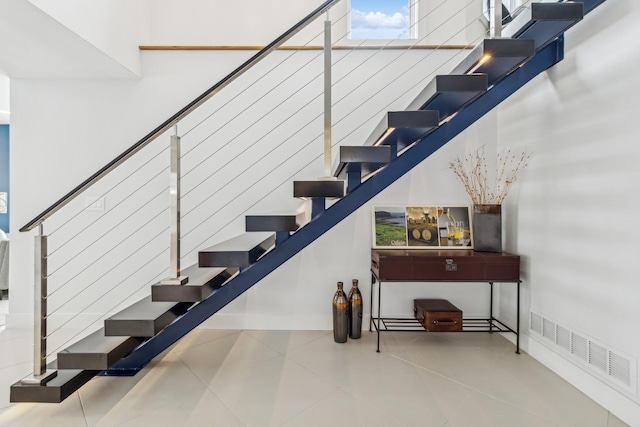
11,0,607,403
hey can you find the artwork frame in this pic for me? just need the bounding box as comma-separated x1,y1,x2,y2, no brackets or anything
372,205,473,249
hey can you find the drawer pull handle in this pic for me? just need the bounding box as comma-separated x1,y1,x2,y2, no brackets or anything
433,319,457,326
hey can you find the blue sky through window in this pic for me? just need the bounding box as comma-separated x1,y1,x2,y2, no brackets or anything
351,0,410,39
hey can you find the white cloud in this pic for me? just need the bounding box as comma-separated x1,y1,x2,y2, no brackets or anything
351,9,408,30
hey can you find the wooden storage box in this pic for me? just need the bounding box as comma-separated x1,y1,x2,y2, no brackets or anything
414,299,463,332
372,249,520,282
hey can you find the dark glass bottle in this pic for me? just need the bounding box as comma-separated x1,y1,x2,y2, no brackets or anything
348,279,363,339
332,282,349,343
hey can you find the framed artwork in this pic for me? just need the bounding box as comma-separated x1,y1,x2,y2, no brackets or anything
372,205,472,249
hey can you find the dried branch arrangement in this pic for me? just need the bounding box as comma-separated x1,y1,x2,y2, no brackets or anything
449,145,531,204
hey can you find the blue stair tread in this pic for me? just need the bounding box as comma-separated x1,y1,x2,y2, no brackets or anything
246,211,306,232
504,2,583,49
58,328,142,370
104,296,192,337
199,232,275,268
151,264,237,302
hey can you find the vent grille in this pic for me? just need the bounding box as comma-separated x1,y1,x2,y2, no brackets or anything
530,310,637,398
589,342,607,373
543,318,556,341
610,353,632,387
571,332,588,362
530,312,542,334
556,326,571,353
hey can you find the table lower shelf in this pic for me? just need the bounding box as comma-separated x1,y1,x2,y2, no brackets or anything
370,317,516,334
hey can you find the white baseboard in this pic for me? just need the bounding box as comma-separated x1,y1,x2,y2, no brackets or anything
198,313,373,330
527,337,640,426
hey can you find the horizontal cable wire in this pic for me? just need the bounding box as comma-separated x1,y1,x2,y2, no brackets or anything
48,143,169,239
333,19,487,141
47,186,169,280
180,10,351,144
48,214,169,314
46,224,170,326
181,1,476,237
41,2,494,355
183,4,490,251
179,15,357,188
180,1,456,223
181,1,443,168
178,1,448,197
45,256,168,358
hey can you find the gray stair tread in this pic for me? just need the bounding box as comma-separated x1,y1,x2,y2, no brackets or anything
104,296,192,336
362,75,486,149
387,110,440,129
246,211,306,232
340,146,391,163
10,367,97,403
152,265,238,302
201,232,274,252
57,328,142,370
293,180,345,198
504,2,583,49
358,110,440,152
106,296,177,321
334,146,391,179
177,264,229,284
411,74,488,119
199,232,275,268
450,38,534,83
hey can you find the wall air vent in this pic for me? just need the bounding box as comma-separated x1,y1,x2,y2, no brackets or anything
530,312,542,334
556,325,570,353
530,310,637,399
571,332,588,362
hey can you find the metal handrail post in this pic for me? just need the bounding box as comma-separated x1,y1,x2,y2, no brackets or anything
322,13,333,179
162,129,188,285
21,224,57,385
490,0,503,37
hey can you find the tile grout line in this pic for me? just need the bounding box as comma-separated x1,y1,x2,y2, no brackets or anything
173,349,248,426
386,350,570,426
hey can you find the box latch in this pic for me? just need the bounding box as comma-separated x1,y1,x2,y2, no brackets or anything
445,259,457,272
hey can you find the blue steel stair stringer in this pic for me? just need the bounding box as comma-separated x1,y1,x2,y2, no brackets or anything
105,37,565,375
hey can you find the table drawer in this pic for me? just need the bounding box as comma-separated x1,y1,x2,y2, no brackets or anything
372,249,520,282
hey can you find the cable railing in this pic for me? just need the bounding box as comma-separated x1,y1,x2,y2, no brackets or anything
179,0,494,258
17,0,509,385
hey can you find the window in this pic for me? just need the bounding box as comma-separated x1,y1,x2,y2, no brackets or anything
350,0,417,40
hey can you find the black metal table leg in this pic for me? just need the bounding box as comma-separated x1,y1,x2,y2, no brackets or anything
489,282,494,333
377,278,382,352
516,280,521,354
369,272,375,332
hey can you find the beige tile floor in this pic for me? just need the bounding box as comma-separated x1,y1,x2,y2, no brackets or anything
0,326,630,427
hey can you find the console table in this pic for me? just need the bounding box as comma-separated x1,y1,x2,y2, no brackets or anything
370,249,521,353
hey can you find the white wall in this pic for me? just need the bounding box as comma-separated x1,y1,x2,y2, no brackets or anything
27,0,151,76
9,45,487,329
498,0,640,424
11,0,637,422
149,0,321,46
0,73,8,124
148,0,486,47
